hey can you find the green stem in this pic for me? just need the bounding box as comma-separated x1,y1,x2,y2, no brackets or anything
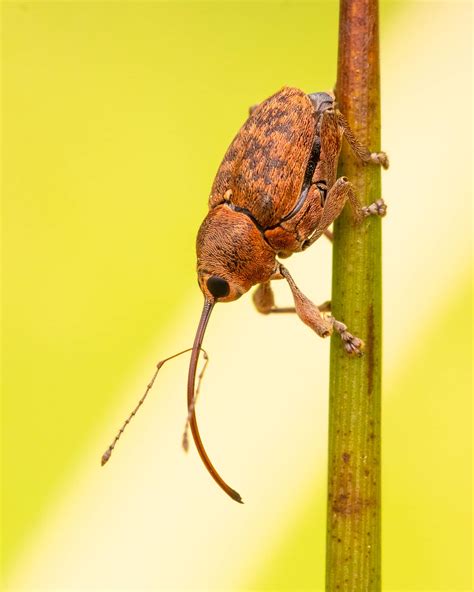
326,0,383,589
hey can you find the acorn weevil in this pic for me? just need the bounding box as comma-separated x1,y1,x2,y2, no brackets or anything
102,86,388,503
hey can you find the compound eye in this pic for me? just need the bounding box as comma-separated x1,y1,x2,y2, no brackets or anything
206,276,230,299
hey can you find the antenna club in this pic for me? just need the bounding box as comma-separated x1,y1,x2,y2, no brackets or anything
101,447,112,466
182,434,189,452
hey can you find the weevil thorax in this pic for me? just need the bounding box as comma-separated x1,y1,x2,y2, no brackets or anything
196,205,277,302
311,91,334,115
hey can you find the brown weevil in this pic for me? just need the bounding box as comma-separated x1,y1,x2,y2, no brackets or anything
102,86,388,503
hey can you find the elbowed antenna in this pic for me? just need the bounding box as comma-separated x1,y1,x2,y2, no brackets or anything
101,347,209,466
187,298,244,503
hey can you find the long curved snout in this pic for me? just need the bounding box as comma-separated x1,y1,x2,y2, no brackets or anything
187,298,243,503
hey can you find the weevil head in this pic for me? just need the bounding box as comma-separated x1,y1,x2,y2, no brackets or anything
196,205,277,303
187,204,276,504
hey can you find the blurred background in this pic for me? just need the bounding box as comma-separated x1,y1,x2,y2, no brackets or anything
1,1,471,590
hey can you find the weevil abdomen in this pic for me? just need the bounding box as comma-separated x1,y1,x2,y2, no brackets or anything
210,87,316,228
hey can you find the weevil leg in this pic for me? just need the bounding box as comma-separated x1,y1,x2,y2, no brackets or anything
279,264,364,356
253,281,277,313
302,177,387,250
330,318,365,357
253,281,330,315
317,300,331,313
361,198,387,217
336,111,389,169
278,265,332,337
324,228,334,242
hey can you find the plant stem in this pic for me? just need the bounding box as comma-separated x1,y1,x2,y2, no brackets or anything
325,0,383,589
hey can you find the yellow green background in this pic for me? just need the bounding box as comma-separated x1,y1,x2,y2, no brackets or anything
1,1,471,590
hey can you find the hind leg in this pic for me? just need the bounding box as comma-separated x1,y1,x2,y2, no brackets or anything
253,273,362,356
278,265,364,356
336,111,389,169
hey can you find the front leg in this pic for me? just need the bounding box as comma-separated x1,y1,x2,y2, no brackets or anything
260,266,364,356
253,281,330,315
